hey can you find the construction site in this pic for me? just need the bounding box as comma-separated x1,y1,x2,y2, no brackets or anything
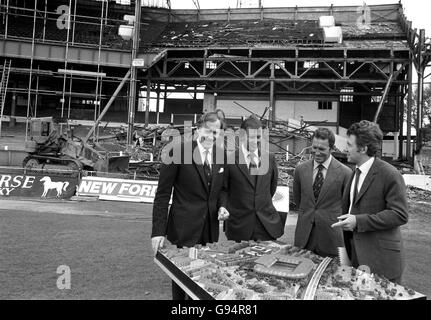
1,0,431,301
0,0,429,174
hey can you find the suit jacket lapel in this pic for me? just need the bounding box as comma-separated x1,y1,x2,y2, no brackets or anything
209,146,221,194
316,158,339,206
354,159,379,205
304,160,315,204
192,141,209,194
237,150,255,187
255,149,271,190
343,170,355,213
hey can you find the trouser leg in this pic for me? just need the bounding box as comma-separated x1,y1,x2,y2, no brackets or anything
350,238,359,268
389,276,402,285
251,216,274,241
304,225,337,258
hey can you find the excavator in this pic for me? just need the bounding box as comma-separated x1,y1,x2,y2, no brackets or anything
22,117,130,173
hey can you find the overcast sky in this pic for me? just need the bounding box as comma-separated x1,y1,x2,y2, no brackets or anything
170,0,430,34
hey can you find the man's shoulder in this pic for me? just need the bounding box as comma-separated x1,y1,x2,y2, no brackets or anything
296,159,312,171
375,158,402,178
331,157,352,175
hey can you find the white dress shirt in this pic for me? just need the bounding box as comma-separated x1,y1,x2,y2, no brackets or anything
312,155,333,182
196,140,212,169
241,144,259,169
348,157,375,214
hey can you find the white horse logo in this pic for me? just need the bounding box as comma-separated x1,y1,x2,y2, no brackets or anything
40,177,69,198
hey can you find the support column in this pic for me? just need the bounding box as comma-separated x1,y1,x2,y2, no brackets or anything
164,84,168,124
156,83,160,125
5,0,9,39
145,76,151,127
127,0,141,144
399,88,405,159
407,60,413,163
416,29,426,152
34,72,39,118
393,132,399,160
9,91,16,128
203,93,216,113
269,63,275,128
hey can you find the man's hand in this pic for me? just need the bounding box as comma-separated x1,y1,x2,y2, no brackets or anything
331,214,357,231
151,236,166,256
218,207,230,221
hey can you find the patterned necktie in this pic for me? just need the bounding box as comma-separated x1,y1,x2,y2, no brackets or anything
313,164,325,200
248,153,259,173
248,153,259,185
352,168,361,204
203,150,212,187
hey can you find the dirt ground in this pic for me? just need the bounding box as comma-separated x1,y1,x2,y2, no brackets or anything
0,197,430,300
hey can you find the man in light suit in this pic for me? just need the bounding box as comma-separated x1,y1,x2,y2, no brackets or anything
151,112,226,299
293,128,352,257
218,116,284,242
332,120,408,284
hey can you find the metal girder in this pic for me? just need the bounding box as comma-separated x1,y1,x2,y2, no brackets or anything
239,81,253,91
148,76,408,84
227,60,248,78
275,62,296,79
370,62,390,80
191,0,200,11
250,61,270,78
278,82,296,92
318,82,338,93
206,60,227,77
217,81,233,91
322,61,343,79
158,57,410,84
84,70,131,143
373,62,407,122
167,57,410,63
370,7,399,23
0,38,133,68
187,62,203,77
373,74,394,122
298,62,319,78
167,61,185,77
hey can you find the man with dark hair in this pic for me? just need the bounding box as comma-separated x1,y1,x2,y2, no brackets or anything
215,108,227,130
332,120,408,284
293,127,352,257
151,111,226,299
218,116,284,241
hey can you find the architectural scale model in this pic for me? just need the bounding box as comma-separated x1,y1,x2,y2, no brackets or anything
157,241,426,300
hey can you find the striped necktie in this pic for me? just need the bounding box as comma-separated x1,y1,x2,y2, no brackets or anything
313,164,325,200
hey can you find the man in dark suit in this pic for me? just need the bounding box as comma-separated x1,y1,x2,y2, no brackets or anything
151,112,226,299
293,128,352,257
332,120,408,284
218,116,284,242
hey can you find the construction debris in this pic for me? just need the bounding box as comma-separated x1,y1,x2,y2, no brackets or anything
142,18,405,50
407,186,431,203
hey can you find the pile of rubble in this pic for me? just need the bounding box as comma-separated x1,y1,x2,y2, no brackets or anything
275,152,310,187
155,20,324,48
406,186,431,203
